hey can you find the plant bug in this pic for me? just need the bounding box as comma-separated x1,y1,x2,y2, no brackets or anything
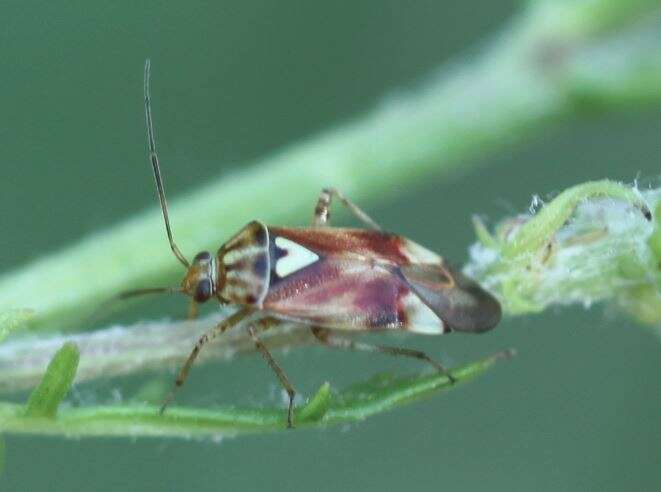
138,60,501,428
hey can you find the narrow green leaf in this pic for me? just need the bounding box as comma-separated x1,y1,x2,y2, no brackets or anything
472,216,498,249
0,352,510,440
321,349,513,424
24,343,80,418
297,382,332,423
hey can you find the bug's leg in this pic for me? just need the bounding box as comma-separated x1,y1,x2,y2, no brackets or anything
160,308,254,414
312,188,382,230
311,327,456,383
248,321,297,428
187,299,199,320
312,188,334,227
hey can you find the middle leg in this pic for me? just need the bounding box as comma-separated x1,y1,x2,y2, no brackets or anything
160,307,254,414
312,187,382,230
187,299,199,320
247,319,297,428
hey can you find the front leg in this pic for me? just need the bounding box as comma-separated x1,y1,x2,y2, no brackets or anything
312,187,382,230
160,308,254,414
187,299,199,320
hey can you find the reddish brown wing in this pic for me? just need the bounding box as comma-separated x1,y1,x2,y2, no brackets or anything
267,226,443,265
399,263,501,333
262,226,498,334
262,257,446,334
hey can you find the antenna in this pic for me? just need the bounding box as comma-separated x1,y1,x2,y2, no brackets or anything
84,286,183,329
144,59,190,268
116,286,184,300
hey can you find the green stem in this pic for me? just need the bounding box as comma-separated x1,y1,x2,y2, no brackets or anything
0,312,315,393
0,352,509,440
1,0,661,334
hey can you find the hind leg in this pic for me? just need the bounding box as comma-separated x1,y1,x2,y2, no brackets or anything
311,327,456,383
312,188,382,230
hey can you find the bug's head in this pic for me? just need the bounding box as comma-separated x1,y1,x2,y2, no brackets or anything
181,251,217,303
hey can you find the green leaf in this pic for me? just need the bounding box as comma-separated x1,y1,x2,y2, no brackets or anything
320,349,513,424
24,343,80,419
297,382,332,423
472,216,498,249
0,351,510,440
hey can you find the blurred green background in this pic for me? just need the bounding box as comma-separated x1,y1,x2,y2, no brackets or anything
1,1,661,491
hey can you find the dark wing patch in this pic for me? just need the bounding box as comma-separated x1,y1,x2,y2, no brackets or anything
399,263,501,333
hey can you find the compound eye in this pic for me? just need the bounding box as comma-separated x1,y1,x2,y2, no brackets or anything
194,251,212,263
194,278,213,303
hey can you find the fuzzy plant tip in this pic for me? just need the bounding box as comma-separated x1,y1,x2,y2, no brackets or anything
465,180,660,324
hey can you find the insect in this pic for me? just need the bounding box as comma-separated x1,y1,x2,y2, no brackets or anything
138,60,501,427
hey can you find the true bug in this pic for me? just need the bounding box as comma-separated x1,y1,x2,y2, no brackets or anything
138,60,501,427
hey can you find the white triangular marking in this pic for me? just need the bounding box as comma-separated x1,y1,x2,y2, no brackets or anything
274,236,319,277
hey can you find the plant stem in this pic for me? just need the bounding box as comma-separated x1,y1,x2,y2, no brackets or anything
0,312,313,393
0,352,510,440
